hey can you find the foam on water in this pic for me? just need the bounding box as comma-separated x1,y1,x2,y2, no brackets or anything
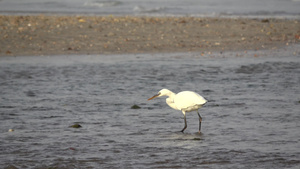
0,0,300,18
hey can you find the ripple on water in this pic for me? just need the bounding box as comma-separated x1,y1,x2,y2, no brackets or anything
0,54,299,168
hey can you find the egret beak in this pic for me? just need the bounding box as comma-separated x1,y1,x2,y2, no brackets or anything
148,93,160,101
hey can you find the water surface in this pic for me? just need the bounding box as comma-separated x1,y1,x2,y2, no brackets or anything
0,0,300,18
0,51,300,168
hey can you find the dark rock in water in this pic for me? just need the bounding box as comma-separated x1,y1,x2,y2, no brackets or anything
70,124,82,128
69,147,76,151
131,105,141,109
202,89,213,93
25,90,36,97
193,138,202,140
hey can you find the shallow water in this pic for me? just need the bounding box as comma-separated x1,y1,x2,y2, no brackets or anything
0,52,300,168
0,0,300,18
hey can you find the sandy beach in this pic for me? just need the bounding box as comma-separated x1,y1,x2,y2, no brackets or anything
0,15,299,56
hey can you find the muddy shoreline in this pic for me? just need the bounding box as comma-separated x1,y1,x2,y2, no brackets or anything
1,15,299,56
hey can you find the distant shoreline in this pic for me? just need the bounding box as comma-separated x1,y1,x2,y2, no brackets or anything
1,15,299,56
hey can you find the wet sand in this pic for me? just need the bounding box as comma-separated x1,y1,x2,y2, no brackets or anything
0,15,299,56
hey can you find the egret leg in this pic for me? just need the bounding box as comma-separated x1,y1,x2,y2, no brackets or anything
181,112,187,133
197,111,202,133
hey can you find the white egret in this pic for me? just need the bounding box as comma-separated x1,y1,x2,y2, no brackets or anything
148,89,207,133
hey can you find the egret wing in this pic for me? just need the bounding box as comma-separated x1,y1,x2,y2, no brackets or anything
174,91,207,110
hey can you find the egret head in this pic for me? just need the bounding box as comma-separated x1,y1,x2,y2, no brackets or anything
148,89,173,100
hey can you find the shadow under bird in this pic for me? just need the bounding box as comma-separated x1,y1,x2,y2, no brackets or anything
148,89,207,133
